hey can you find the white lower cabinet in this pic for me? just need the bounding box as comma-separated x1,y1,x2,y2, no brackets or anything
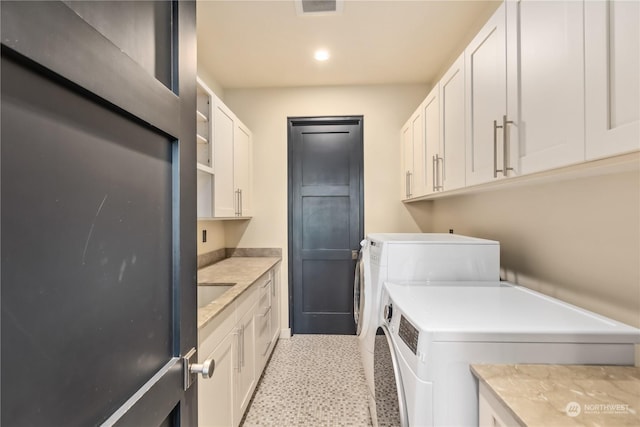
235,304,256,419
478,383,520,427
199,332,236,427
198,266,280,427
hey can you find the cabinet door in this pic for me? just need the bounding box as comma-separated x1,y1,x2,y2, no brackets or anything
440,53,466,191
423,86,440,194
235,305,256,421
400,119,413,199
269,268,280,346
213,99,236,217
234,120,252,217
410,108,426,198
198,332,236,427
508,0,585,174
255,282,272,373
465,3,507,186
585,0,640,159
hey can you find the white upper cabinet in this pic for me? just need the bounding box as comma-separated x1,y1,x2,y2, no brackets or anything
423,86,440,194
212,95,253,218
507,0,585,175
585,0,640,159
234,120,253,217
213,98,236,217
439,53,466,191
401,118,413,199
400,107,426,200
465,2,508,186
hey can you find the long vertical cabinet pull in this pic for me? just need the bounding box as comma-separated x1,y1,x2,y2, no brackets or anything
407,171,412,198
493,120,503,178
502,115,514,176
234,328,241,371
436,156,444,191
235,189,242,216
404,171,409,198
432,156,437,192
240,324,245,368
493,116,514,178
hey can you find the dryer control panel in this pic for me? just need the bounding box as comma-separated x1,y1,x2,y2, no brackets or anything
399,315,419,355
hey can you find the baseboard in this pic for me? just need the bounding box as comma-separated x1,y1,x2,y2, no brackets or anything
280,328,292,339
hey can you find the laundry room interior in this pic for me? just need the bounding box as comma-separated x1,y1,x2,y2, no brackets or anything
2,0,638,426
193,0,640,425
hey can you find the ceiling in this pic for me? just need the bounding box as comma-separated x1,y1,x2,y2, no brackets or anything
196,0,500,89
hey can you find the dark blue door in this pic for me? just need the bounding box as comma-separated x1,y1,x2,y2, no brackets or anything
288,117,364,334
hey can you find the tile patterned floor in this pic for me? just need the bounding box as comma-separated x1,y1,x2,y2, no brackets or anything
241,335,373,427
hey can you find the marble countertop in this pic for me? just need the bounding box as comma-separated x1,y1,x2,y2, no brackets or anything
471,364,640,426
197,257,281,330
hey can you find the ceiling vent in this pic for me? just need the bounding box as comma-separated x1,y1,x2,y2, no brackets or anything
295,0,343,16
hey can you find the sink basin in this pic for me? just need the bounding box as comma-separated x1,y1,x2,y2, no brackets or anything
197,283,234,308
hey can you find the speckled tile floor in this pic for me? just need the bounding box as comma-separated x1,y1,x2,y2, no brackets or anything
241,335,373,427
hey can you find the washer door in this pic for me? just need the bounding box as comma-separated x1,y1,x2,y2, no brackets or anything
373,325,409,427
353,249,365,335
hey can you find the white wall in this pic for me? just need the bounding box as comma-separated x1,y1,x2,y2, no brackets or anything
222,84,429,328
411,170,640,329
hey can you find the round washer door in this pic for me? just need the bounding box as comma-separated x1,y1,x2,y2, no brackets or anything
373,325,408,427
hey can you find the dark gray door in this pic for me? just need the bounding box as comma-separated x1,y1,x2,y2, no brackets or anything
288,117,364,334
1,1,197,426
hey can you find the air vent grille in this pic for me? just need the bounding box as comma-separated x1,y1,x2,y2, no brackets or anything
296,0,343,16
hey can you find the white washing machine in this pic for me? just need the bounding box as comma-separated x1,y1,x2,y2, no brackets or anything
373,281,640,427
353,233,500,417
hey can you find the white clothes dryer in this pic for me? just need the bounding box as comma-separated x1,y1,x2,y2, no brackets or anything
373,281,640,427
353,233,500,416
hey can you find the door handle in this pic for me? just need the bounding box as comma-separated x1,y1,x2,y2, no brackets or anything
352,250,359,260
182,347,215,390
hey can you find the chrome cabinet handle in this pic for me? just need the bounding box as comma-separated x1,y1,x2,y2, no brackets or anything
493,120,504,178
234,329,241,371
407,171,412,198
502,115,514,176
438,156,445,191
405,171,409,198
435,155,444,191
432,155,437,192
240,324,245,367
239,189,243,216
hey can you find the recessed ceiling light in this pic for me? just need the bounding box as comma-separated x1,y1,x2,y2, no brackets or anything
314,49,330,61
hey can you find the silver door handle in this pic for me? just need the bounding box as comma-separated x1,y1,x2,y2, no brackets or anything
182,348,215,390
190,359,215,379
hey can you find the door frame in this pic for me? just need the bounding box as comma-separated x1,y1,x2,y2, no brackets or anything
286,116,364,334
